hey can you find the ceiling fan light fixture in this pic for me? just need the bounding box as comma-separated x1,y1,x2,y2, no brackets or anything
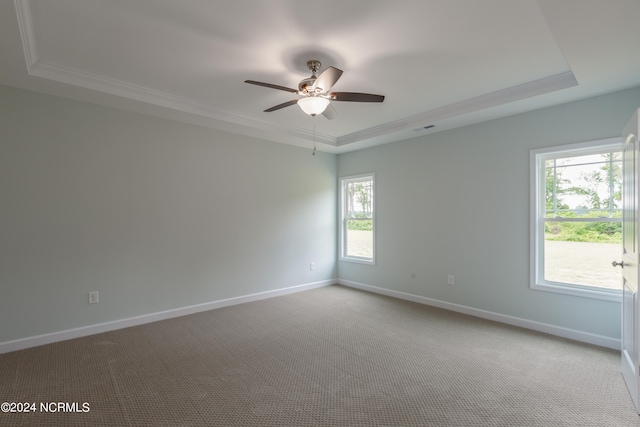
297,96,330,116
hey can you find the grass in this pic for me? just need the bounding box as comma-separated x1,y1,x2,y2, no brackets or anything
347,219,373,231
545,221,621,244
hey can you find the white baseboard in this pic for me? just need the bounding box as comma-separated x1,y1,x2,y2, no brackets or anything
338,279,621,351
0,279,336,354
3,278,619,354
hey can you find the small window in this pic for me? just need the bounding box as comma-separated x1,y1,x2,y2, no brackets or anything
340,174,375,264
530,138,623,301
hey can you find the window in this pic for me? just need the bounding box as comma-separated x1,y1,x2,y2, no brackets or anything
530,138,623,301
340,174,375,264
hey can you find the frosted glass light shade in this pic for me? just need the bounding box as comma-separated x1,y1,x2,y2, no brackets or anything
297,97,330,116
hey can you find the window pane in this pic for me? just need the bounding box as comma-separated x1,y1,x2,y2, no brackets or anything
545,152,621,218
544,220,621,290
544,239,621,290
346,216,373,258
346,180,373,219
346,228,373,258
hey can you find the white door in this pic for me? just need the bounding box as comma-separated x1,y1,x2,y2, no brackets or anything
621,109,640,412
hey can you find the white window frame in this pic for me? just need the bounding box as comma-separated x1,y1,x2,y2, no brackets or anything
530,137,623,302
340,173,376,265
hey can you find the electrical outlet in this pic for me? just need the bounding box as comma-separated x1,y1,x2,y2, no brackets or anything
447,275,454,285
89,291,99,304
310,262,316,271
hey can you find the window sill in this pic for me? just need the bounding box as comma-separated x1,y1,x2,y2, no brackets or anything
340,256,375,266
531,281,621,302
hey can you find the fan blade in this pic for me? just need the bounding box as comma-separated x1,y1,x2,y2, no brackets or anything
245,80,298,94
264,99,299,112
322,104,337,120
311,67,343,92
330,92,385,102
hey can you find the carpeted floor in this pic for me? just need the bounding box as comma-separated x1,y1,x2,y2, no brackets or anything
1,285,638,426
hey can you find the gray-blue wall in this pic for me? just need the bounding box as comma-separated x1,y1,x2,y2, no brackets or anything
0,85,337,344
2,83,639,348
338,86,640,341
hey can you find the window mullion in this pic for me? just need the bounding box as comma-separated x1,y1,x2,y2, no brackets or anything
553,160,558,217
609,152,614,218
544,217,621,223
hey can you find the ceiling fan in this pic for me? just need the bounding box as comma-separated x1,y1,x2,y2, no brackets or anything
245,60,384,119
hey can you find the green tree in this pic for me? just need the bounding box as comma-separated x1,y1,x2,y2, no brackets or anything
347,184,355,217
545,160,570,213
568,153,621,212
353,183,371,215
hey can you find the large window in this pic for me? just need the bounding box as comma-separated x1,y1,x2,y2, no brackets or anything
530,138,623,301
340,174,375,264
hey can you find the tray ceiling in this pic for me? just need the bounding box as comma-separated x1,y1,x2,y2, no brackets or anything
1,0,639,153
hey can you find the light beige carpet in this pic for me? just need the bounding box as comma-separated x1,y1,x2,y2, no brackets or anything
0,285,638,426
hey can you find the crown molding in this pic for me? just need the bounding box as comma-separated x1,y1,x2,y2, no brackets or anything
14,0,37,67
337,71,578,146
31,59,338,146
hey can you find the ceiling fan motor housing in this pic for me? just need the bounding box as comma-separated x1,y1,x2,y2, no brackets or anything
299,60,322,92
298,77,316,92
307,60,321,74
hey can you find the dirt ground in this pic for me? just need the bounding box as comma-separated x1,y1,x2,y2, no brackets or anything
545,240,621,290
345,230,373,258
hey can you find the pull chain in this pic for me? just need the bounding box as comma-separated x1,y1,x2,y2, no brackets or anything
312,116,317,156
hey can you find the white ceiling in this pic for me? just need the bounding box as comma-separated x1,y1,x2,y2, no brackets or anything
1,0,639,153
